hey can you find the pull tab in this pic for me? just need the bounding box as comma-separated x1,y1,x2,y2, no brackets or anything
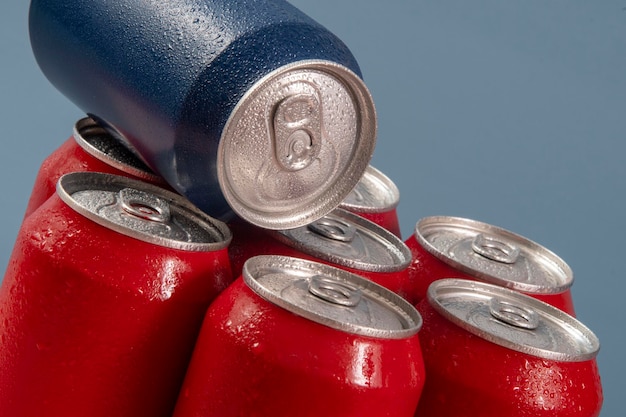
471,233,520,264
489,298,539,330
272,91,322,171
119,188,170,223
307,217,357,243
308,275,361,307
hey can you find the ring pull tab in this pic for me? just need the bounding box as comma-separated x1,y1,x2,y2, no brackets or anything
489,298,539,330
308,275,361,307
471,233,520,264
307,217,357,243
272,90,322,172
118,188,171,223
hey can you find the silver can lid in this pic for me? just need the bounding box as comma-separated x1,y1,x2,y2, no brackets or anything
274,208,411,273
243,255,422,339
415,216,573,294
340,165,400,213
217,60,377,230
427,279,600,362
73,117,163,183
57,172,231,251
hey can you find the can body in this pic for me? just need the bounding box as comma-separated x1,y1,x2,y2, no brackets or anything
174,256,425,417
29,0,376,228
0,173,233,417
404,217,576,314
340,165,401,237
414,279,602,417
24,117,166,218
228,210,412,299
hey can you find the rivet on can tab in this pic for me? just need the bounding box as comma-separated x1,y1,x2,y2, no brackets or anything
488,298,538,330
471,233,520,264
242,255,421,339
307,217,357,243
119,188,170,223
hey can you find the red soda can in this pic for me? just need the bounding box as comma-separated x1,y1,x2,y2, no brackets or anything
0,172,233,417
404,216,576,313
24,116,167,217
228,208,413,299
414,278,602,417
173,255,425,417
339,165,401,238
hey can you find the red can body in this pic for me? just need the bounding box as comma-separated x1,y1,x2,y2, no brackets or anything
348,208,401,238
228,213,412,300
0,176,233,417
414,294,602,417
173,259,425,417
404,218,576,314
24,117,167,218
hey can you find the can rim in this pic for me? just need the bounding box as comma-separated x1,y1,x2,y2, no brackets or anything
339,165,400,213
427,278,600,362
415,216,574,294
217,59,377,230
272,208,411,272
73,117,164,183
57,172,232,251
242,255,422,339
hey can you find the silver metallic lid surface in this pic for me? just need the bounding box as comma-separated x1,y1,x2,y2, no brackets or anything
217,60,377,230
243,255,422,339
415,216,573,294
57,172,231,251
275,208,411,272
428,279,599,362
73,117,162,183
340,165,400,213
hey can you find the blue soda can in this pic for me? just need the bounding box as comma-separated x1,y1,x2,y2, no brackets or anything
29,0,377,229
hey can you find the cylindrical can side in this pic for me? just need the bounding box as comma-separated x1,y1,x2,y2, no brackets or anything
352,209,401,239
0,177,233,417
174,257,425,417
414,297,602,417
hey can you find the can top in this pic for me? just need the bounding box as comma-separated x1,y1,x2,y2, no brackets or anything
73,117,163,183
340,165,400,213
57,172,231,251
415,216,573,294
217,60,377,230
243,255,422,339
274,208,411,272
428,279,599,362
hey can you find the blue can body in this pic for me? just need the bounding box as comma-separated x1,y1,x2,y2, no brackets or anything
29,0,362,220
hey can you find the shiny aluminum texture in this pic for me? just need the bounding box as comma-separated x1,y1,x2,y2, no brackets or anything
29,0,376,228
172,255,425,417
340,165,401,237
406,216,576,313
227,209,413,298
414,278,602,417
0,172,234,417
23,117,166,218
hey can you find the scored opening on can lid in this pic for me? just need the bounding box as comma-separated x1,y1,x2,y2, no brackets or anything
57,172,232,251
340,165,400,213
273,208,411,272
73,116,163,183
427,279,599,362
242,255,422,339
217,60,377,230
415,216,573,294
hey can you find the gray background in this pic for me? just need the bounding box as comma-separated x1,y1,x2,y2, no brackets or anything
1,1,623,415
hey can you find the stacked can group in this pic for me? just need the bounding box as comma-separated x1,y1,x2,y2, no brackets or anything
0,0,604,416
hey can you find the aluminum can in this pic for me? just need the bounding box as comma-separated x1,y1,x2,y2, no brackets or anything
29,0,377,228
173,255,425,417
228,208,413,299
414,278,602,417
339,165,401,237
404,216,576,313
24,116,167,218
0,172,233,417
